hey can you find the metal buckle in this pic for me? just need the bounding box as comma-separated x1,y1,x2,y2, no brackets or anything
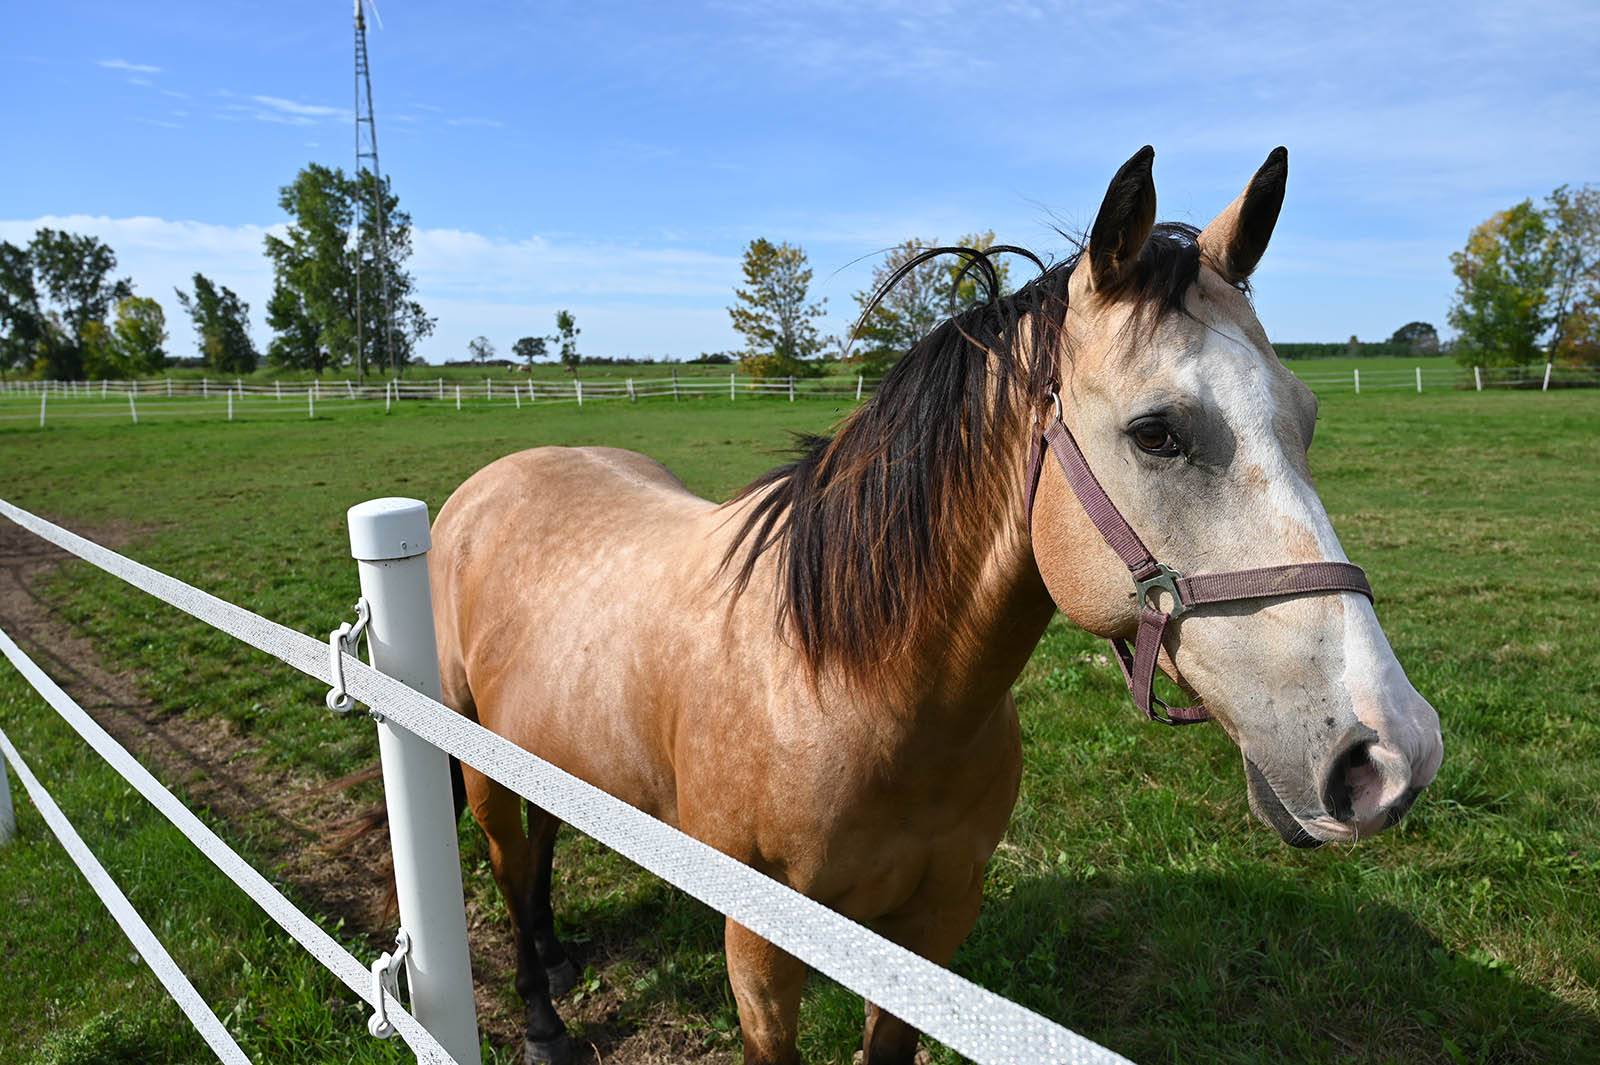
1134,563,1190,618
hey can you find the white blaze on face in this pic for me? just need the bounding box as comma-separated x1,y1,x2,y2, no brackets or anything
1171,310,1442,838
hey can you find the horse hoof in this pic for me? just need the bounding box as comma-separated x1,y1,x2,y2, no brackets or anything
524,1034,573,1065
545,957,579,997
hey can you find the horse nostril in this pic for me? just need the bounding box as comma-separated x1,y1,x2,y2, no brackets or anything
1321,736,1373,823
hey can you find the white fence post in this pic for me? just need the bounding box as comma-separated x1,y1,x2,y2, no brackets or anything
730,373,735,401
228,390,234,422
455,385,461,411
788,375,795,402
1542,361,1552,391
346,499,480,1065
203,377,209,399
386,381,393,414
1353,368,1360,395
438,377,445,401
1416,366,1422,393
575,379,583,407
129,392,138,424
276,380,282,401
38,390,46,428
1474,366,1482,392
672,369,680,402
487,377,492,402
308,389,315,419
627,378,635,403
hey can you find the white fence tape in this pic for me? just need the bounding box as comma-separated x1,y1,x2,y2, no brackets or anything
0,496,1134,1065
0,719,252,1065
0,624,460,1065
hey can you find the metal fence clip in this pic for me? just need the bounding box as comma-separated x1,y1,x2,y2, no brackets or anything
325,597,371,713
367,927,412,1040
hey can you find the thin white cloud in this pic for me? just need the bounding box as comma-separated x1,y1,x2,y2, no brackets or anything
98,58,161,74
250,95,346,119
446,116,504,128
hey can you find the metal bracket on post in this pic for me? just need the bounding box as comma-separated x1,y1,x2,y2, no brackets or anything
325,598,371,714
367,927,412,1039
346,497,479,1065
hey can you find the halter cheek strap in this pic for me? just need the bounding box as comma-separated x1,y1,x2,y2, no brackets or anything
1025,394,1374,726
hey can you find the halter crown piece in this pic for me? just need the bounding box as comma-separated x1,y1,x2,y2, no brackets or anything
1025,391,1374,725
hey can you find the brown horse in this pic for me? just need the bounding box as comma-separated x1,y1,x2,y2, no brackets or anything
429,146,1443,1065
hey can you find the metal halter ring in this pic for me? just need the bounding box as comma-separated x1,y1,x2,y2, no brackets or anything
1133,563,1192,618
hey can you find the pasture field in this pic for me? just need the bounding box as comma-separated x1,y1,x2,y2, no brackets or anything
0,387,1596,1064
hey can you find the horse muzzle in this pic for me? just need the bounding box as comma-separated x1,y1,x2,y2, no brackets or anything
1244,719,1438,847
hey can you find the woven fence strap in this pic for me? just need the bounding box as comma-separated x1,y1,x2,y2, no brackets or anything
0,496,1135,1065
0,719,253,1065
0,624,461,1065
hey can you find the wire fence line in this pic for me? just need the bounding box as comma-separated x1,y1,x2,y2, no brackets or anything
0,495,1136,1065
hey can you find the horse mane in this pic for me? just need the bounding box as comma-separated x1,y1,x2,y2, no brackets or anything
721,223,1206,681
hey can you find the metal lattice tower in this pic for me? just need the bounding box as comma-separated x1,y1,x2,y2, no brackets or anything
354,0,398,383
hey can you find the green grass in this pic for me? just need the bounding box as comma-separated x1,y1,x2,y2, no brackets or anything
0,387,1597,1063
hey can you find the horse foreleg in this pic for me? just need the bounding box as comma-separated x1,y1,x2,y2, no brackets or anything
726,917,807,1065
463,766,571,1065
860,882,985,1065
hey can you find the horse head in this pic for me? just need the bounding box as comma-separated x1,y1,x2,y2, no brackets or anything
1029,146,1442,846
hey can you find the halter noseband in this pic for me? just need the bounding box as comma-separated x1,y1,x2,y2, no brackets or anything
1024,391,1373,726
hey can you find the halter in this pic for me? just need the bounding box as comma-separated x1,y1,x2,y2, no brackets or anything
1024,391,1373,726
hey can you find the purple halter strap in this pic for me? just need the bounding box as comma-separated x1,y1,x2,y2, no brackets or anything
1024,393,1373,726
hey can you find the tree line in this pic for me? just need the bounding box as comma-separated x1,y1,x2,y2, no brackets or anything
0,163,433,381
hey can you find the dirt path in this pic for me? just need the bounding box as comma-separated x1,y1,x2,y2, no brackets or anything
0,518,734,1064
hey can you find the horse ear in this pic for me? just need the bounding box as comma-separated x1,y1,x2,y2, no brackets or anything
1199,147,1288,283
1086,145,1157,293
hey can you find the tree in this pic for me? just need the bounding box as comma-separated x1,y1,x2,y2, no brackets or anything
176,273,258,373
264,163,435,380
513,335,549,368
83,296,167,377
1544,184,1600,357
468,336,495,363
1388,321,1439,353
265,282,329,374
0,230,132,379
850,230,1011,375
0,240,47,379
554,311,580,374
1448,185,1600,366
728,238,827,379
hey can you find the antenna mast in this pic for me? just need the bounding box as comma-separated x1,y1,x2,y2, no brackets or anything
354,0,399,383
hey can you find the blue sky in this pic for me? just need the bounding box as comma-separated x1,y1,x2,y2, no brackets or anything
4,1,1597,364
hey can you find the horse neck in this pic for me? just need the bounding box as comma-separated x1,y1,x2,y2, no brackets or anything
858,397,1057,734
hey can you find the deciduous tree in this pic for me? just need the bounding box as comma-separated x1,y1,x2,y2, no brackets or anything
176,273,258,373
1448,185,1600,366
264,163,435,380
468,335,495,363
0,230,132,379
513,335,549,368
1387,321,1439,353
849,231,1011,375
555,311,581,374
729,238,827,379
86,296,167,377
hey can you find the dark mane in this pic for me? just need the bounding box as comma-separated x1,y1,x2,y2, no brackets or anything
722,223,1204,678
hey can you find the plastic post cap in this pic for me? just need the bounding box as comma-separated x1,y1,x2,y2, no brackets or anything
347,497,431,561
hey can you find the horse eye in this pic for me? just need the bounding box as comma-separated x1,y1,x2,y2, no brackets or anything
1131,421,1180,456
